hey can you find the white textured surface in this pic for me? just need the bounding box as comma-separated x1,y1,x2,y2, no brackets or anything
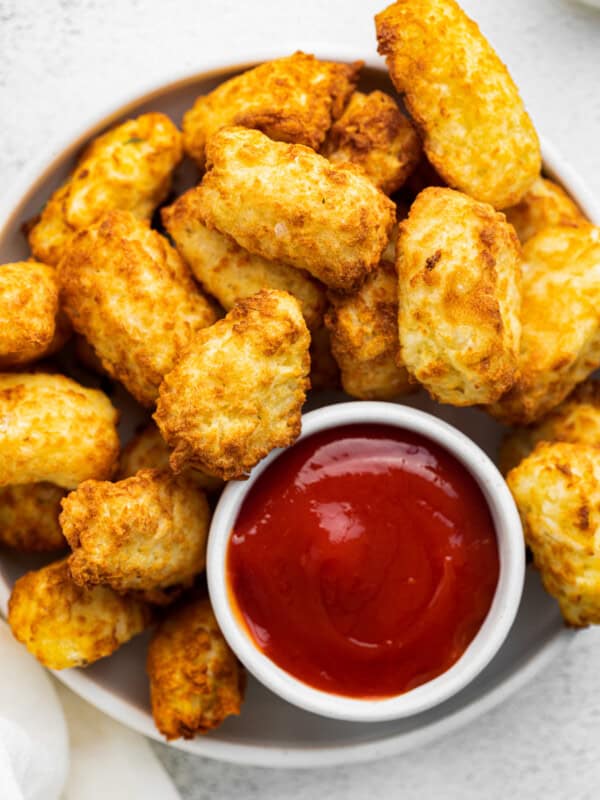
2,0,600,796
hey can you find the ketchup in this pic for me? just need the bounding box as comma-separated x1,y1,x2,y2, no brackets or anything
227,424,499,698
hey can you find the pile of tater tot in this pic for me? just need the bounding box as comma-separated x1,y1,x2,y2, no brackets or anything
2,0,600,740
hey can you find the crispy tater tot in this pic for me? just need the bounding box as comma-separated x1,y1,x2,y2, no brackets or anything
500,381,600,474
0,483,66,552
507,442,600,627
397,188,521,406
119,422,223,492
194,127,396,292
376,0,540,209
28,113,183,266
154,289,310,480
504,177,586,243
147,596,245,739
8,558,151,669
309,321,340,391
162,188,326,330
489,224,600,425
59,210,218,406
326,261,412,400
0,261,58,367
321,90,421,195
182,52,361,168
0,373,119,489
62,469,209,592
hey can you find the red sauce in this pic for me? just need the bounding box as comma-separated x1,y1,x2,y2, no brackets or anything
227,424,499,698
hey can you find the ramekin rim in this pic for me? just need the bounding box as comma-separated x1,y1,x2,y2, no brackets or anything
207,401,525,722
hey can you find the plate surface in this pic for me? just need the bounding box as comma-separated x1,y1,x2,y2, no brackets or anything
0,49,598,768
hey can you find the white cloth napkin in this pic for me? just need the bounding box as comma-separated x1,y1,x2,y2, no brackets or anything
0,621,181,800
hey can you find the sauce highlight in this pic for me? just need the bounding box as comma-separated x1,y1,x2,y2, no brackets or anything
227,424,499,698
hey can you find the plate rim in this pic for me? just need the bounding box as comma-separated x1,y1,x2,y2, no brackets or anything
43,626,574,768
0,45,598,768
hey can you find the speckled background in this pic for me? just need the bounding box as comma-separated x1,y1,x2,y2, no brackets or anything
2,0,600,797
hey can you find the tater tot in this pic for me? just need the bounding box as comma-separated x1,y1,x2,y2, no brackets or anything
154,289,310,480
119,422,223,492
59,469,210,592
397,188,521,405
326,260,412,400
0,261,58,367
8,558,151,669
504,177,586,243
507,442,600,627
28,113,183,266
500,380,600,474
59,210,218,406
62,469,209,592
0,373,119,489
321,90,421,195
489,224,600,425
182,51,360,168
194,127,396,292
0,483,66,552
162,188,326,330
147,596,245,739
376,0,540,209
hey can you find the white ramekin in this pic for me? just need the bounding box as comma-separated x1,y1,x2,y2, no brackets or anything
207,401,525,722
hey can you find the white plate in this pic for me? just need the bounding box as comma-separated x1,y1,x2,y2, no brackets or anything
1,48,599,769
